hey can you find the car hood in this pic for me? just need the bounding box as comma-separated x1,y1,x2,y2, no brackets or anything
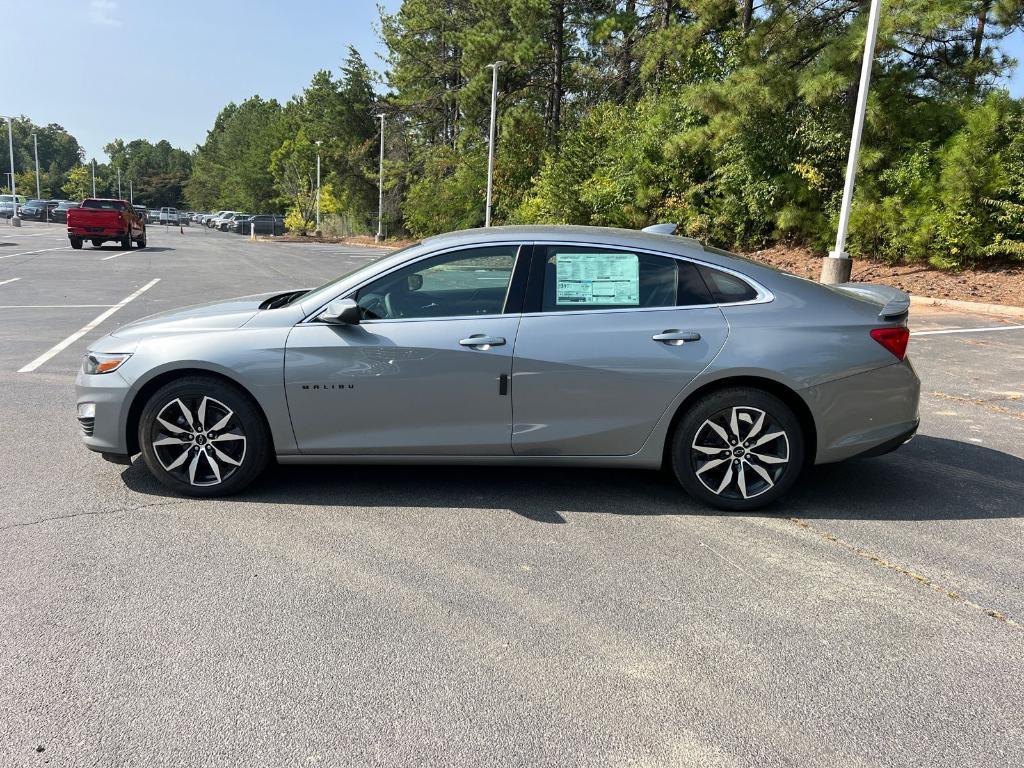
108,292,281,340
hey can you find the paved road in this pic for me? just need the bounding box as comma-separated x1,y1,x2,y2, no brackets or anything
0,220,1021,767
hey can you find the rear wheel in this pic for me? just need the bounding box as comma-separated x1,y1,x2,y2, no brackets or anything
120,231,131,249
671,387,805,511
138,376,270,497
69,237,83,250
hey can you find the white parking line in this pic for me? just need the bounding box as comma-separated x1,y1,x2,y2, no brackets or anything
100,250,131,261
16,278,160,373
0,245,70,260
0,277,21,286
0,305,113,309
913,325,1024,336
0,231,64,238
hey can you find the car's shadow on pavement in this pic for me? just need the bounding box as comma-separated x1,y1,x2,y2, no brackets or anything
89,245,176,253
119,435,1024,523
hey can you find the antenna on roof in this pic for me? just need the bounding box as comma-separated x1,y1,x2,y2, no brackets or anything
641,223,679,236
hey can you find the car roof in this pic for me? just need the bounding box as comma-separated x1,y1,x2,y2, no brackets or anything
422,224,789,283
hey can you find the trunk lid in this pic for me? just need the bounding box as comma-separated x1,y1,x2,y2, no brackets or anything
827,282,910,320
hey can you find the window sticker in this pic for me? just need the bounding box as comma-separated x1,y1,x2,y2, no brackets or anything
555,252,640,305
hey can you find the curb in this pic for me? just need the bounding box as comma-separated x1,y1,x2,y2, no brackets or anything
910,295,1024,320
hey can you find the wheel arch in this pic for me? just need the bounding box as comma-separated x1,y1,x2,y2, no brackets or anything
125,367,275,456
661,375,817,469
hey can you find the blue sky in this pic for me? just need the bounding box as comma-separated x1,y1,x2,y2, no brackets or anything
2,0,1023,161
3,0,401,159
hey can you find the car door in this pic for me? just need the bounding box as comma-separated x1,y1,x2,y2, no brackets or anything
511,243,730,456
285,244,527,455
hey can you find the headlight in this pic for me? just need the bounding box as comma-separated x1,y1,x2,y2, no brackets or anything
83,352,132,375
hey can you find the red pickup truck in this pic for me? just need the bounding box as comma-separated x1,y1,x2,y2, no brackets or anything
67,198,147,250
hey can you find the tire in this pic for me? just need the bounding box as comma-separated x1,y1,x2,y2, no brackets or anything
670,387,805,512
136,231,147,248
121,231,131,249
91,239,103,247
138,376,270,497
69,237,83,250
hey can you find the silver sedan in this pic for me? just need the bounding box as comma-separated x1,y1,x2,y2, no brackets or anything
75,225,920,510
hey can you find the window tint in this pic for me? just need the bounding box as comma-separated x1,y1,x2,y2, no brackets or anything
82,199,128,210
355,245,518,320
538,246,712,312
697,266,759,303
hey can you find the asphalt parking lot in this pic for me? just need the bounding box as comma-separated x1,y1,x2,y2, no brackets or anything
0,219,1021,766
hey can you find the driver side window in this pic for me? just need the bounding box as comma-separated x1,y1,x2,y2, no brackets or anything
355,245,519,320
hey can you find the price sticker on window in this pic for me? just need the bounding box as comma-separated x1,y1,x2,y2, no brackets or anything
555,252,640,306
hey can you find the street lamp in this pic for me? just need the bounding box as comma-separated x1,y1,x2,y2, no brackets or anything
375,114,385,243
32,133,40,200
820,0,882,285
315,140,321,234
129,179,133,204
484,61,504,228
117,167,121,199
3,116,20,226
91,159,96,197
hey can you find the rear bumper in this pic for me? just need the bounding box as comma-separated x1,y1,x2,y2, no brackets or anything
804,358,921,465
68,227,127,237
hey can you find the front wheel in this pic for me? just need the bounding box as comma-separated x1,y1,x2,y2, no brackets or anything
671,387,805,511
138,376,270,497
136,231,146,248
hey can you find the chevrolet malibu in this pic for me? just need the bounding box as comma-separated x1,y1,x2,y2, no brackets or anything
76,225,920,510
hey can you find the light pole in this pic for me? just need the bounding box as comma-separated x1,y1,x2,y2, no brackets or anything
129,180,133,204
32,133,40,200
484,62,504,227
3,116,19,226
117,167,121,199
315,140,321,234
91,160,96,197
375,114,385,243
821,0,882,285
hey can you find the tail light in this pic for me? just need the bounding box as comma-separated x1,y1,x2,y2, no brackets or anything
870,327,910,360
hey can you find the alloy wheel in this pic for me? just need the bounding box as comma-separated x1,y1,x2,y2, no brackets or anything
150,396,247,487
690,406,790,501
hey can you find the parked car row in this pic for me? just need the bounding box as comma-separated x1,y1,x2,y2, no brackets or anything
194,210,287,236
2,196,80,222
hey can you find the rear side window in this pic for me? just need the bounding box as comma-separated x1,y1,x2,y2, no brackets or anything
698,266,759,303
536,245,713,312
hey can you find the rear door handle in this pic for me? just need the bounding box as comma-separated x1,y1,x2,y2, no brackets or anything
459,334,506,349
652,330,701,346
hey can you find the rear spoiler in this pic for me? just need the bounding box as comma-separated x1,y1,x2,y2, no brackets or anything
829,283,910,320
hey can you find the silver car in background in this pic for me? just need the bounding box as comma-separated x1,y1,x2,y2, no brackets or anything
76,225,920,510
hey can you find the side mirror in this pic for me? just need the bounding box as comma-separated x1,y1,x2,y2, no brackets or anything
318,298,361,325
407,273,423,291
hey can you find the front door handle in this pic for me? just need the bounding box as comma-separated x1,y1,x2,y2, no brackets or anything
652,330,701,346
459,334,506,349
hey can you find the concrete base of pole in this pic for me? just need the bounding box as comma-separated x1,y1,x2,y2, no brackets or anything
11,216,21,227
375,233,383,243
820,252,852,284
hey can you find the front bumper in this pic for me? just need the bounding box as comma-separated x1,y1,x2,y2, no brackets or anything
75,367,133,456
804,358,921,465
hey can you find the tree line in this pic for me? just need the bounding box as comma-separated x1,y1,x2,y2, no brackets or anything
0,117,192,209
187,0,1024,267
